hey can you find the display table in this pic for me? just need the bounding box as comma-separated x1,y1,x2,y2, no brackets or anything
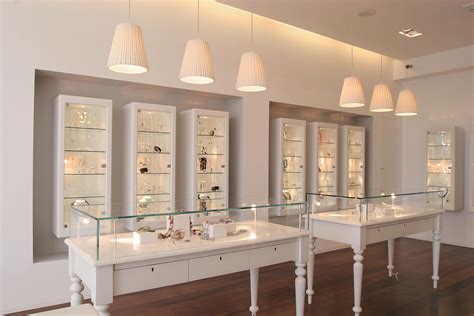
306,201,444,315
65,220,309,316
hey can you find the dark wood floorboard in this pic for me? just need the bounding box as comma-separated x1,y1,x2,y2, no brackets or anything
10,238,474,316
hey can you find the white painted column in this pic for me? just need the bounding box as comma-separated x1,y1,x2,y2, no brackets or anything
70,274,84,306
432,214,441,289
249,268,259,316
352,248,364,316
387,239,395,277
306,235,316,304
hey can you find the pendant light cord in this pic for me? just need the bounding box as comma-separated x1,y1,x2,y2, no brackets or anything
197,0,200,37
379,0,383,83
128,0,131,21
250,0,254,49
350,0,355,75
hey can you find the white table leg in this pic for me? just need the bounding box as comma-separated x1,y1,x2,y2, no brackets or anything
387,239,395,277
249,268,259,316
70,274,84,306
94,304,110,316
295,261,306,316
306,235,316,304
353,248,364,316
432,214,441,289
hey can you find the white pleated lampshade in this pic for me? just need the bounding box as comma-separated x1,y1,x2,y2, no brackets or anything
370,84,394,112
339,76,366,108
236,52,267,92
108,22,148,74
179,38,215,84
395,88,418,116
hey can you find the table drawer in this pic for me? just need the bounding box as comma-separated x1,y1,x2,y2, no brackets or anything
114,260,188,295
367,217,436,244
250,242,297,268
189,250,249,281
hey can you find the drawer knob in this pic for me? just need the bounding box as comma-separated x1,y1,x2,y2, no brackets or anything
151,267,154,272
274,247,277,251
219,256,223,261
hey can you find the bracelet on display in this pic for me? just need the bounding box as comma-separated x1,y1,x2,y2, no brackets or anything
71,199,90,206
139,167,149,174
211,185,220,192
219,217,233,224
137,226,156,233
154,146,162,153
227,229,249,236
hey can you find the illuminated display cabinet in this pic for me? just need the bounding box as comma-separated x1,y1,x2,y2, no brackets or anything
53,95,113,238
426,127,464,211
122,102,176,228
180,109,229,222
338,125,365,205
270,118,306,213
307,122,338,209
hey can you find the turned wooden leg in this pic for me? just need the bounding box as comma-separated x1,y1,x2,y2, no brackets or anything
306,235,316,304
70,274,84,306
295,261,306,316
94,304,110,316
387,239,395,278
353,248,364,316
249,268,259,316
432,214,441,289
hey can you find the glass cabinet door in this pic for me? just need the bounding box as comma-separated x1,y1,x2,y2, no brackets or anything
54,95,112,238
426,130,453,206
282,121,305,203
317,127,337,195
136,109,173,216
196,115,227,212
346,128,365,198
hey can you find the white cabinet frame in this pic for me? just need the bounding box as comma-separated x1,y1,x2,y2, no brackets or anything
122,102,176,229
53,95,113,238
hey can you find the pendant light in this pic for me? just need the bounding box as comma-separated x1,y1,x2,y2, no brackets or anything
108,0,148,74
179,0,215,84
236,1,266,92
339,0,365,108
370,0,393,112
395,64,418,116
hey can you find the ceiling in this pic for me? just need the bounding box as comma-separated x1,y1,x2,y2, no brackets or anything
218,0,474,60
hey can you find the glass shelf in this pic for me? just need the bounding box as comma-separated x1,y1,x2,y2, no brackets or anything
64,126,106,131
137,130,171,135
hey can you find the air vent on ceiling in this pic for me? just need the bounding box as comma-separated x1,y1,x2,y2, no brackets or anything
398,29,423,38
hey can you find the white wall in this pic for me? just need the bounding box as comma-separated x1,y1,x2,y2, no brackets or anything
396,46,474,246
0,0,403,313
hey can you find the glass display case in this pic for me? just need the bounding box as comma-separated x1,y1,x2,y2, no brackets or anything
68,199,308,261
53,95,113,238
180,109,229,222
307,122,338,210
307,190,447,225
339,125,365,207
426,127,464,211
122,103,176,229
270,118,306,216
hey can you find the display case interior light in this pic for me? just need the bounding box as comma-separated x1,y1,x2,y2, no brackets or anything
398,29,423,38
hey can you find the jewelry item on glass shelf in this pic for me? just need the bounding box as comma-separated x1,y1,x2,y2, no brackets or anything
283,159,288,172
171,229,185,241
77,111,89,125
200,200,208,211
199,157,207,172
282,192,292,201
219,217,233,224
154,146,162,153
138,196,153,208
139,167,149,174
227,229,249,236
211,185,220,192
209,128,216,136
200,222,210,240
137,226,156,233
71,199,90,206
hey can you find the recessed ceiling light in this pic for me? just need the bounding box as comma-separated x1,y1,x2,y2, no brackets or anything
358,9,376,17
398,29,423,38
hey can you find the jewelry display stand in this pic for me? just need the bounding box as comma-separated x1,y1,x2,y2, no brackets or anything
338,125,365,208
122,102,176,229
180,109,229,223
53,95,113,238
426,127,464,211
307,122,338,210
270,118,306,216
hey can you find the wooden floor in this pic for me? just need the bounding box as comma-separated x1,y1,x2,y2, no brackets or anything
11,238,474,316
